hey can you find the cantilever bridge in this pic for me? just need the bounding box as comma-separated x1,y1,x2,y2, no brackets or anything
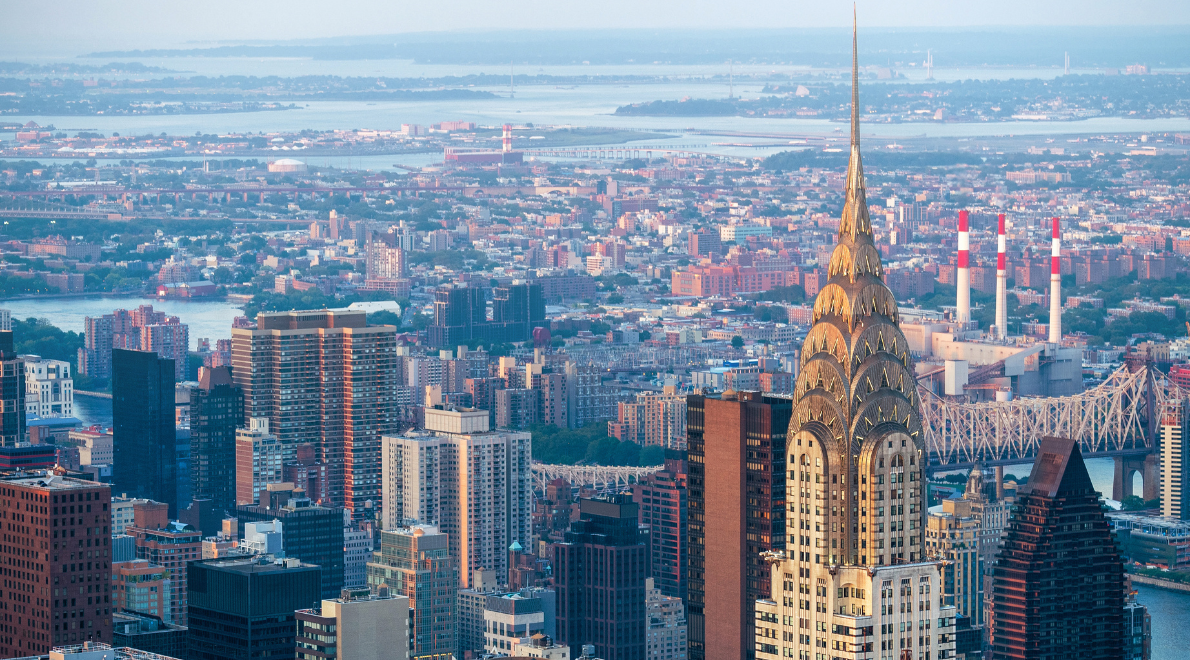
920,361,1175,501
532,364,1178,503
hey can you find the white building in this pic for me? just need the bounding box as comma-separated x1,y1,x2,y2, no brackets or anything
297,590,411,660
646,578,687,660
344,527,374,589
111,496,138,535
381,405,532,588
235,418,284,506
484,591,547,655
23,355,73,418
70,427,113,466
241,520,283,555
512,634,571,659
718,222,773,245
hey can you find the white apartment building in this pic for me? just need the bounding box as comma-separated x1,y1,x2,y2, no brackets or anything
236,417,284,506
23,355,73,418
646,577,688,660
382,405,532,588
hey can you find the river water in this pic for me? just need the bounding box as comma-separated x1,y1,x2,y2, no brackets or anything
2,294,244,351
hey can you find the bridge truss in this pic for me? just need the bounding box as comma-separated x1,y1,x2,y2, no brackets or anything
530,462,662,496
920,363,1179,468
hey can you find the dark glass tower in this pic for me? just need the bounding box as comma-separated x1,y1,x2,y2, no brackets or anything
685,391,791,660
990,436,1125,660
189,365,244,514
553,494,647,660
113,348,177,516
0,331,24,446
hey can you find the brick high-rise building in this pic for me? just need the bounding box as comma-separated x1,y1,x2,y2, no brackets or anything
552,495,647,660
79,306,189,381
633,451,688,601
0,473,111,656
685,391,790,660
231,309,400,518
112,349,177,516
990,437,1125,660
235,417,284,506
125,503,202,627
189,365,244,514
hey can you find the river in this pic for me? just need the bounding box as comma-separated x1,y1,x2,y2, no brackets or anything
2,294,244,351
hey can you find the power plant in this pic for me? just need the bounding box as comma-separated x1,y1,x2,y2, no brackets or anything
903,212,1084,400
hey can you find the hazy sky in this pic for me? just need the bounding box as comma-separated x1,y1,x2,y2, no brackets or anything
5,0,1190,54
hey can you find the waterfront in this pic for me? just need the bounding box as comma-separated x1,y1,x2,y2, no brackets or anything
2,294,244,350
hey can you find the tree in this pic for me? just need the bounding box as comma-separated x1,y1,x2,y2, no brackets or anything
731,335,745,349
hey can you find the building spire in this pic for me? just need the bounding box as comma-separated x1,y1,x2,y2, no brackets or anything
840,4,871,242
851,4,860,151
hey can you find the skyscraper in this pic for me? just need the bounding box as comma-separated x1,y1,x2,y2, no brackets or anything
989,436,1125,660
427,283,545,348
428,286,486,349
633,451,688,601
189,365,244,514
381,405,532,587
367,525,458,660
753,16,956,660
235,417,284,506
686,391,791,660
552,495,647,660
187,556,322,660
236,483,346,599
0,473,112,656
113,349,177,516
231,309,400,517
80,306,190,381
0,331,25,445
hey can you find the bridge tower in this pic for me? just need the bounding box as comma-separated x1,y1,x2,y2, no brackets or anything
1113,356,1162,502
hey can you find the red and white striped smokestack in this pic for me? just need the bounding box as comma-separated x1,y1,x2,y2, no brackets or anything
1048,217,1062,344
502,124,512,153
956,210,971,325
995,213,1007,339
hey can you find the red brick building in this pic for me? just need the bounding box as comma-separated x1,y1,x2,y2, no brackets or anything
686,391,792,660
0,473,112,656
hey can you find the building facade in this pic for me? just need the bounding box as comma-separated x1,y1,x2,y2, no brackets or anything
366,525,458,660
989,437,1125,660
752,24,956,660
685,391,791,660
187,557,322,660
189,365,244,514
381,406,532,587
633,452,688,601
235,418,284,506
113,349,177,516
296,589,412,660
0,473,112,656
552,495,647,660
646,577,688,660
236,484,345,599
0,332,24,445
23,355,72,418
230,309,400,518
